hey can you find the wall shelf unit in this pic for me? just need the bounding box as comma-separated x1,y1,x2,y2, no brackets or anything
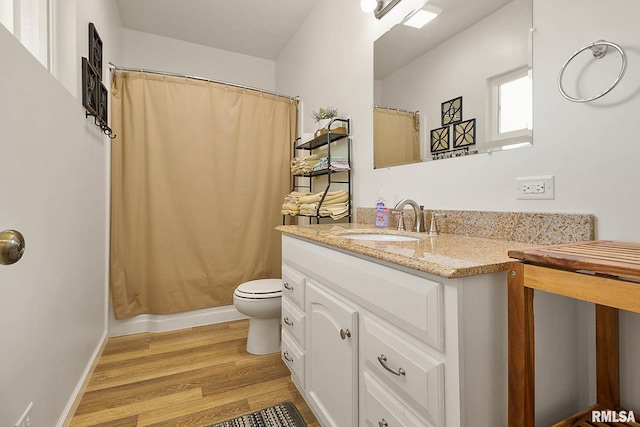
289,118,352,223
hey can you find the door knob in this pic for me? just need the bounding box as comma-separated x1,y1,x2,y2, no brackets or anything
0,230,25,265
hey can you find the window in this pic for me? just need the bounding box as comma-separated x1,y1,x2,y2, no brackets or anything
0,0,50,68
487,67,532,148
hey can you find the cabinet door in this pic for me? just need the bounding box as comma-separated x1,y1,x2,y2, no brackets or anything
306,281,358,427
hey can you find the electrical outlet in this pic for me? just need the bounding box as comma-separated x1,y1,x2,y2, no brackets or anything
521,181,544,194
15,402,32,427
517,175,555,200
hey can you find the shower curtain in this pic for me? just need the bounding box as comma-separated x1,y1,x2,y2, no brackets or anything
110,71,297,319
374,107,420,168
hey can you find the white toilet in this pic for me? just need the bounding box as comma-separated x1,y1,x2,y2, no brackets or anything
233,279,282,355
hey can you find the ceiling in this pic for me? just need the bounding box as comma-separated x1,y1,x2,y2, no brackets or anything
114,0,318,60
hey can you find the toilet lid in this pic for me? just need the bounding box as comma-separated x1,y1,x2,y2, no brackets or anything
235,279,282,299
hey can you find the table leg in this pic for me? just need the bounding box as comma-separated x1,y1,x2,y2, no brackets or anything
508,262,535,427
596,304,620,409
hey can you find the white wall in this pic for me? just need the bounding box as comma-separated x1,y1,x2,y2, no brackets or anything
0,1,121,425
121,29,277,91
277,0,640,424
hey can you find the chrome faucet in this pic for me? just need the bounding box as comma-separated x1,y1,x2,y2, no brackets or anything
393,199,426,232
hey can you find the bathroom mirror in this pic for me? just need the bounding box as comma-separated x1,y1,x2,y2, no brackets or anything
374,0,532,168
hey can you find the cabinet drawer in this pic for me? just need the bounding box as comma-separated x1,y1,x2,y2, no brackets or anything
282,264,306,309
362,315,444,426
282,297,305,346
363,372,429,427
282,331,305,387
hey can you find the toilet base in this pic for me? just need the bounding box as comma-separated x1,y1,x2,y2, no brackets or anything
246,317,281,355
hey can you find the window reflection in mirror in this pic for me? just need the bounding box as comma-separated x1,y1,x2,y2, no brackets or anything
499,74,532,134
487,66,532,149
373,0,532,168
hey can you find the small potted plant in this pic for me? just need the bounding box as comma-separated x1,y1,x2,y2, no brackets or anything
311,106,339,135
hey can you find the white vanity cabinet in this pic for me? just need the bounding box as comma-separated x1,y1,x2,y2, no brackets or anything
281,234,509,427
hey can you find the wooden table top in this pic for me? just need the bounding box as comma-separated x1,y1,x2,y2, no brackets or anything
508,240,640,281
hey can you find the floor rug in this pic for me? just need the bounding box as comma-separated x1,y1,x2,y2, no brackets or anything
208,402,307,427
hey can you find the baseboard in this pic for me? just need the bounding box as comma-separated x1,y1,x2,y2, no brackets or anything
108,304,247,337
57,331,108,427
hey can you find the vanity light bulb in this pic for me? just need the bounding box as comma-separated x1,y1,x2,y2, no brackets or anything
361,0,378,13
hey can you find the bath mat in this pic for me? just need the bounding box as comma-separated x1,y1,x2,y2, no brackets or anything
208,402,307,427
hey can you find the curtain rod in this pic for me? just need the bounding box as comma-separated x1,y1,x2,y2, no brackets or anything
108,63,299,101
374,104,419,115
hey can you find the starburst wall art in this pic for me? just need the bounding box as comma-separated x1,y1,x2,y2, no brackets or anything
453,118,476,148
441,96,462,126
430,126,450,153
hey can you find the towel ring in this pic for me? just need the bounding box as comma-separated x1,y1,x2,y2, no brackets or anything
558,40,627,103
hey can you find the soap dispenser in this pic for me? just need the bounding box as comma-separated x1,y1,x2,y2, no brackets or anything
375,190,388,228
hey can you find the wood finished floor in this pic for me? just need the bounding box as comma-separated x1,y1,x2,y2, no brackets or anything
70,319,319,427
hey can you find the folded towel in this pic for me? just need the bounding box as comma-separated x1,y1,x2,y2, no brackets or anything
310,157,350,172
291,151,328,174
298,194,321,204
322,191,349,204
299,204,318,216
329,160,350,170
298,190,348,204
299,200,349,218
319,202,349,219
286,189,349,218
281,191,315,216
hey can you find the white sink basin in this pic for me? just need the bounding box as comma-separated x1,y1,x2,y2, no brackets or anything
340,233,420,242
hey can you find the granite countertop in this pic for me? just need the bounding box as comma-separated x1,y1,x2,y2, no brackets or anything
276,223,537,279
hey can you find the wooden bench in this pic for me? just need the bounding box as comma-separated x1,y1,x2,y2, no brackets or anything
507,240,640,427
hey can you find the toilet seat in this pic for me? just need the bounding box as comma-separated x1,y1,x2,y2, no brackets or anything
234,279,282,300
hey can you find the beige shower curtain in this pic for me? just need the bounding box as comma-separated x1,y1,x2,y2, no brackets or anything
374,107,420,168
110,71,297,319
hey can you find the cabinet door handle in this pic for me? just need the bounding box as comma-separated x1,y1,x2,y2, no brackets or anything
283,317,294,326
283,351,293,363
378,354,406,376
283,282,294,291
340,328,351,340
379,419,388,427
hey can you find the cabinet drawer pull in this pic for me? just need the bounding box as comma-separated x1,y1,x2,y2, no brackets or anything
283,282,294,291
283,351,294,363
283,317,294,326
379,419,388,427
340,328,351,340
377,354,406,376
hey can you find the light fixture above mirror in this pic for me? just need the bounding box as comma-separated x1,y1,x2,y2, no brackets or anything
403,7,439,29
361,0,403,19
